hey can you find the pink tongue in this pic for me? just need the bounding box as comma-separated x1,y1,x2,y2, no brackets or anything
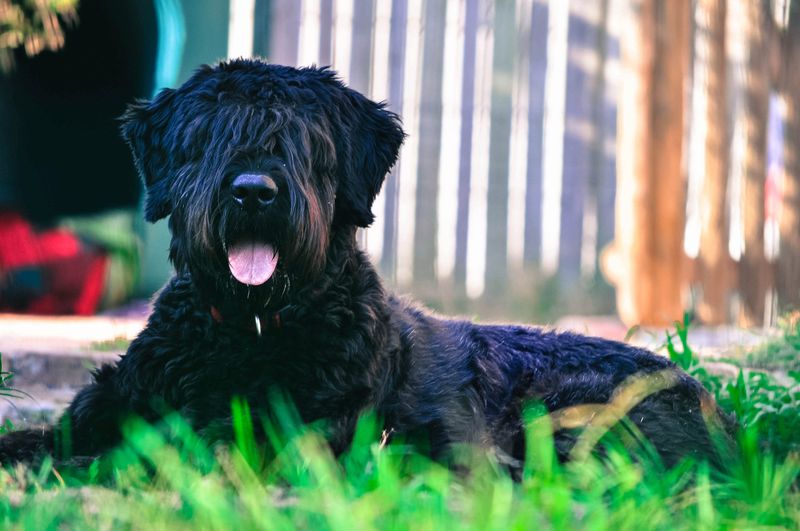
227,242,279,286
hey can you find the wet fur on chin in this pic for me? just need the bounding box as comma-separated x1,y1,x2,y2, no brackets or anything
0,59,734,473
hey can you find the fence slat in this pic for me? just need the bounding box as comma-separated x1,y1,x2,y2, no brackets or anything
558,2,602,285
608,0,690,326
734,0,771,326
412,0,447,286
587,0,612,278
252,0,272,57
484,0,517,293
268,0,300,64
318,0,334,65
777,7,800,312
523,0,549,266
349,0,375,94
696,0,733,324
379,0,409,280
454,0,481,290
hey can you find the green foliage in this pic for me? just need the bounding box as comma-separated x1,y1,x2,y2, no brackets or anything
664,314,800,460
0,0,79,71
0,325,798,528
744,312,800,371
0,353,17,398
88,337,132,352
665,312,696,372
0,353,24,436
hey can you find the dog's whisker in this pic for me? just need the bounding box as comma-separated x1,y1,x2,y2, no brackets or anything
264,288,272,308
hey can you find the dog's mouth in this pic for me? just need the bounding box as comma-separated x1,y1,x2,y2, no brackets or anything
226,239,279,286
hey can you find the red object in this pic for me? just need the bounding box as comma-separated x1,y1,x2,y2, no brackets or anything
0,210,107,315
0,211,40,268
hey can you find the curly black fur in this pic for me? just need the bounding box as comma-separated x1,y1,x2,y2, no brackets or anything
0,60,734,473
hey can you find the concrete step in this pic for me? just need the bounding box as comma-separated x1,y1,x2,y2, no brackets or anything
0,314,145,426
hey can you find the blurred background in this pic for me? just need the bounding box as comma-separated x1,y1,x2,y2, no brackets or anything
0,0,798,329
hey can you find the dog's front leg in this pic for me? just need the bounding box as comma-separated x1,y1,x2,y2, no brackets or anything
56,364,130,459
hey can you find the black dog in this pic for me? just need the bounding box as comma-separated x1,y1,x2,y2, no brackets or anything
0,60,733,470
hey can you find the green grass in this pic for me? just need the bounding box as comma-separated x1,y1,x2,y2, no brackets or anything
0,326,798,530
743,312,800,371
88,337,132,352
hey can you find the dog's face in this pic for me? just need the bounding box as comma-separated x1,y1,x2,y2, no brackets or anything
121,60,404,308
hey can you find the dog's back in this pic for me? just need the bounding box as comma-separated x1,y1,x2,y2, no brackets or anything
385,298,734,468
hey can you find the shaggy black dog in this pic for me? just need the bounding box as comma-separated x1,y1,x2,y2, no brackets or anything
0,60,733,471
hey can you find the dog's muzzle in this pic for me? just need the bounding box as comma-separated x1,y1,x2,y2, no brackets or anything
231,173,279,211
226,172,281,286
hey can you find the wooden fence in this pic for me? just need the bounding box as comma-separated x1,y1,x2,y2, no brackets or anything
228,0,799,327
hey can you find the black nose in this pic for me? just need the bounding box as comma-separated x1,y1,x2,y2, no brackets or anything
231,173,279,210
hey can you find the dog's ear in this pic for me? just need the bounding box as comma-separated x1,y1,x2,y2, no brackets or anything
120,88,178,222
334,89,405,228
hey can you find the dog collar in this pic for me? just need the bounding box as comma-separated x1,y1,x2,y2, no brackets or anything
209,304,289,336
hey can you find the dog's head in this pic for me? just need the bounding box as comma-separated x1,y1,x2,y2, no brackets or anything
121,60,404,307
